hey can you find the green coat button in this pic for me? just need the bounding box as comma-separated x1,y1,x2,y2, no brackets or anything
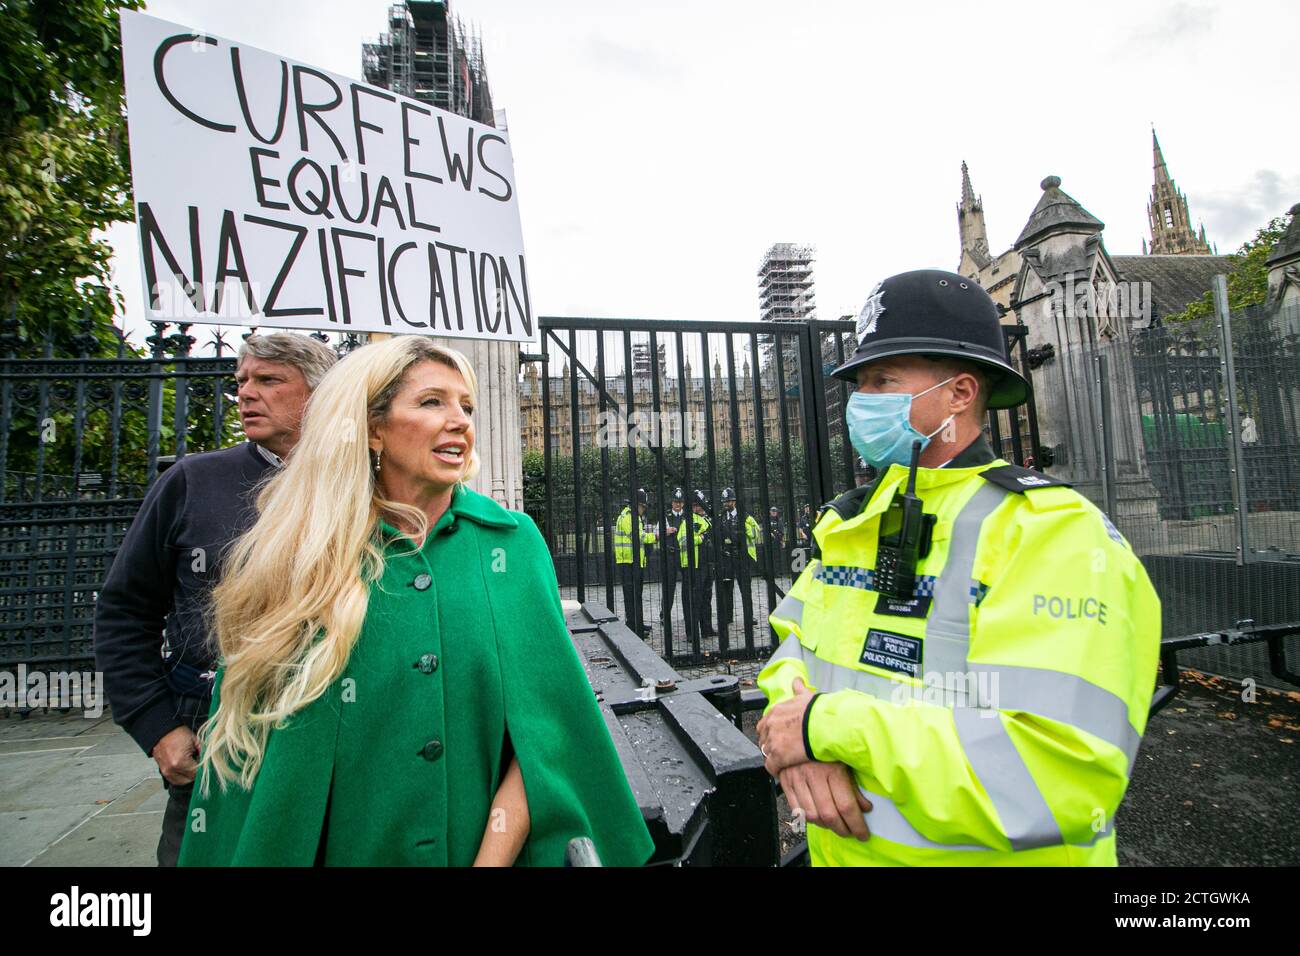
420,740,444,761
413,573,432,591
416,653,438,674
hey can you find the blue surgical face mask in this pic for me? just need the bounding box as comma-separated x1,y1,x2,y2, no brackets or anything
846,377,955,469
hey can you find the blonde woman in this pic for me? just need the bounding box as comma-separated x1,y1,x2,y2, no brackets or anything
178,337,653,867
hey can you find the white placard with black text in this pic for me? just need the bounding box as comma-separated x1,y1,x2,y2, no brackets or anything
120,10,533,341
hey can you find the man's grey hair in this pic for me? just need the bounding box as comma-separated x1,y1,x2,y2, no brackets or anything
236,333,338,389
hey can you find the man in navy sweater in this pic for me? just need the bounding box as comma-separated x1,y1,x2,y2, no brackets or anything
93,332,337,865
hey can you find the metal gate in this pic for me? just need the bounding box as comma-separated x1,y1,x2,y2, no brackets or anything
524,316,1040,668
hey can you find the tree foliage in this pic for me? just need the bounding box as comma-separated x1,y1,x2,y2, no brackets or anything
0,0,145,358
1167,212,1293,332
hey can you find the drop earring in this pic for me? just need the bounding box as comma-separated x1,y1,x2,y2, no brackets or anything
373,448,382,475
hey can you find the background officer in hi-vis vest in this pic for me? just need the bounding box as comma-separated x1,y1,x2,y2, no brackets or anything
757,269,1161,866
614,489,656,638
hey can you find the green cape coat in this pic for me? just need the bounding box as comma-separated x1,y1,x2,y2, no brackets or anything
178,484,653,867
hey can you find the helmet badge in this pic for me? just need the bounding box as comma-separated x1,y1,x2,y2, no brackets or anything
857,282,885,346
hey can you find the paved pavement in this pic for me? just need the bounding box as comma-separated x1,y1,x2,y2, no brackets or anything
0,709,162,867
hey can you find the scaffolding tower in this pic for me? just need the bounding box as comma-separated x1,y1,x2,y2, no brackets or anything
362,0,495,127
758,243,817,323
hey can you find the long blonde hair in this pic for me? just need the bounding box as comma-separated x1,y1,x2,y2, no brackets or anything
198,336,480,792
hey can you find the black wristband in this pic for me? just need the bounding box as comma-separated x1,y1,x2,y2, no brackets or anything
802,692,822,762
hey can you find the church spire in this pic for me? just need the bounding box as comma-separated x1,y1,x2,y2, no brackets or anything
1152,128,1172,188
1147,127,1211,255
961,160,977,207
957,161,991,272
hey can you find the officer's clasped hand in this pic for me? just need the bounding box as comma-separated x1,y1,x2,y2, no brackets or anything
779,762,873,842
756,677,815,774
759,679,873,841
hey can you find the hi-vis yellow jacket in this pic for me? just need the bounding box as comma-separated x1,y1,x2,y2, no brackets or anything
757,438,1161,866
614,506,655,566
677,512,711,569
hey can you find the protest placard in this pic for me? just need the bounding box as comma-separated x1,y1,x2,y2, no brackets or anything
120,10,532,342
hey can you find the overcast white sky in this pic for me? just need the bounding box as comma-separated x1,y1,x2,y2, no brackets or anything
106,0,1300,345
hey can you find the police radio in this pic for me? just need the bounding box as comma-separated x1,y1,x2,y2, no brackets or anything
873,440,936,600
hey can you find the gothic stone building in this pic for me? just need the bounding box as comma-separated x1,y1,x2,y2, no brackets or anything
956,132,1232,526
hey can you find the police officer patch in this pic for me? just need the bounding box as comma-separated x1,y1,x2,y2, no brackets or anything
859,627,922,678
856,282,885,346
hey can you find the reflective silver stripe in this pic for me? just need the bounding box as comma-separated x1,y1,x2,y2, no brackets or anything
766,634,808,667
771,594,805,630
765,636,902,702
856,787,988,851
855,786,1112,853
924,482,1009,675
806,657,900,699
770,646,1139,765
977,664,1143,767
952,708,1062,850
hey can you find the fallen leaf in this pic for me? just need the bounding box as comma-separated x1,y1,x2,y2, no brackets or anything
1216,712,1238,720
1191,763,1202,768
1281,738,1295,745
1268,719,1284,727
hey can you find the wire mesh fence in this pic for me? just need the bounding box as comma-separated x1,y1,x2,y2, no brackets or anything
1032,294,1300,689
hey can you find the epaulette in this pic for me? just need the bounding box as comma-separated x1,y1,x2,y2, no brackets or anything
979,464,1072,494
821,484,872,522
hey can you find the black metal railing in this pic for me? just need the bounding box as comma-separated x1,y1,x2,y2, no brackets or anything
0,320,249,670
1,312,1039,673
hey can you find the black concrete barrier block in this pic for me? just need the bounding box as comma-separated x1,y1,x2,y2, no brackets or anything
565,602,778,866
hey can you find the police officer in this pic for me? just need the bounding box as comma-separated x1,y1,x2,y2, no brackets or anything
614,488,655,637
794,502,814,564
717,487,759,643
661,487,687,630
765,505,786,576
677,489,715,641
756,269,1161,866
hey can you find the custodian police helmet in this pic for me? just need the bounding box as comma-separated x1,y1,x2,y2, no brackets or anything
672,486,684,501
830,269,1029,409
722,487,736,502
